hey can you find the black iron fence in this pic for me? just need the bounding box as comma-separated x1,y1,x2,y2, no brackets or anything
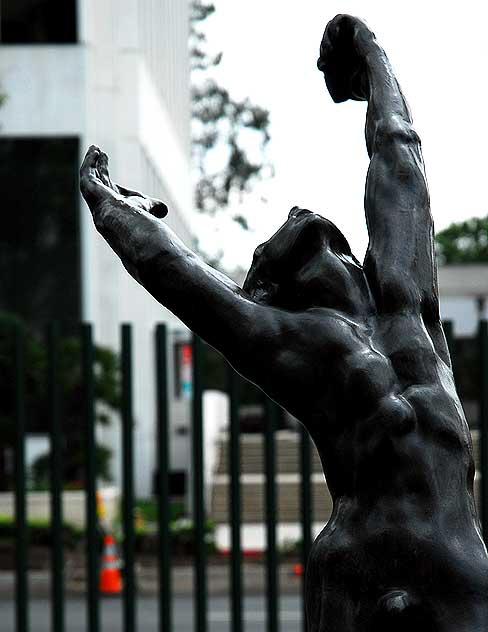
9,320,488,632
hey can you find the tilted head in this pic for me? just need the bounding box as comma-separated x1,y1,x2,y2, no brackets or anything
243,207,373,314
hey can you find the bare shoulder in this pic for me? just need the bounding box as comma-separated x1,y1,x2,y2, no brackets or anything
247,306,367,392
258,306,366,353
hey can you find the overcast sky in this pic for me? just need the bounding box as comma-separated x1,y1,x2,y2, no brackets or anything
193,1,488,271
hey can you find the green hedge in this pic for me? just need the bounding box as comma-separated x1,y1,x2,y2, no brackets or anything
135,518,216,555
0,516,84,549
0,514,216,555
134,499,185,523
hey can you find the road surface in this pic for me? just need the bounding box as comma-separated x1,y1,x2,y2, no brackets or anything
0,594,303,632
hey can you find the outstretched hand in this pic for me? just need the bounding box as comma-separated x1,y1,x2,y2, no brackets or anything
80,145,168,220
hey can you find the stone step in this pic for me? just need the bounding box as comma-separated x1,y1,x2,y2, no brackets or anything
215,430,481,474
215,431,323,475
210,478,333,523
210,430,482,525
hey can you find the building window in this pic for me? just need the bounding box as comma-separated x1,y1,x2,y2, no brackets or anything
0,0,77,44
0,138,81,329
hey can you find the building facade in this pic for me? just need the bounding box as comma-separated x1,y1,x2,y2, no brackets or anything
0,0,194,496
438,265,488,336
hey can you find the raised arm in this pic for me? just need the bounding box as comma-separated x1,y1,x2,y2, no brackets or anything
318,15,449,364
79,146,322,403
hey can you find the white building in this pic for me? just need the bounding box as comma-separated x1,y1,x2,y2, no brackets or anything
0,0,194,496
439,265,488,336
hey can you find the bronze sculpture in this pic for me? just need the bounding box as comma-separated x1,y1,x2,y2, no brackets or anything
80,15,488,631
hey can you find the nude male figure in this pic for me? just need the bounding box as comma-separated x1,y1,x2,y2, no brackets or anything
80,15,488,631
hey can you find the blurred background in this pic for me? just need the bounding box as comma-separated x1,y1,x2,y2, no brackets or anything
0,1,487,631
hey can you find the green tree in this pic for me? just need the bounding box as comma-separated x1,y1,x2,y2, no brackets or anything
0,312,120,490
191,1,271,229
435,216,488,264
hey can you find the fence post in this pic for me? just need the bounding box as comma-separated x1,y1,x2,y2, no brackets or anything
82,324,99,632
155,324,171,632
300,425,312,632
192,334,207,632
228,366,242,632
121,324,136,632
48,323,64,632
14,324,28,632
479,320,488,538
264,399,278,632
443,320,454,362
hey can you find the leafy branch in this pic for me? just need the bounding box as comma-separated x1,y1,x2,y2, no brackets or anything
190,1,271,228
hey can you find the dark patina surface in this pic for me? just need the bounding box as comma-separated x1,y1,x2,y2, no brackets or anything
80,15,488,631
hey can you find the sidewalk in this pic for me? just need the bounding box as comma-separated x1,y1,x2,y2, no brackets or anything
0,563,304,599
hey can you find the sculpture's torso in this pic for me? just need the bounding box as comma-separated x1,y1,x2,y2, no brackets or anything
292,310,488,631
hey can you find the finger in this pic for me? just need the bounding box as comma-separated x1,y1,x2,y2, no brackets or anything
80,145,101,204
80,173,111,207
137,196,169,219
116,183,144,199
79,146,115,207
80,145,100,178
97,151,116,190
149,198,168,219
115,183,168,218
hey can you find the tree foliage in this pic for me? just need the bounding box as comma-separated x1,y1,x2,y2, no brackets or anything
435,216,488,264
190,1,271,227
0,312,120,489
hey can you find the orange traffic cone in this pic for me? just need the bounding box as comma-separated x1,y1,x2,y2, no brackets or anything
99,534,122,595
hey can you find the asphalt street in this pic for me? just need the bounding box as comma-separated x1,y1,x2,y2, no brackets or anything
0,594,303,632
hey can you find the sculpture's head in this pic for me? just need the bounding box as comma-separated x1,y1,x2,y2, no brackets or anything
243,207,373,314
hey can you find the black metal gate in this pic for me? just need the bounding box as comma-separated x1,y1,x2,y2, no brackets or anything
9,319,488,631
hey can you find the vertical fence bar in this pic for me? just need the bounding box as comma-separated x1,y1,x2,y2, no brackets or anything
82,324,99,632
300,425,312,632
443,320,454,361
192,334,207,632
14,324,28,632
479,320,488,538
122,324,136,632
155,325,171,632
48,323,64,632
228,367,242,632
264,399,278,632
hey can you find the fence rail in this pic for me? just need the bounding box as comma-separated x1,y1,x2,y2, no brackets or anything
9,319,488,631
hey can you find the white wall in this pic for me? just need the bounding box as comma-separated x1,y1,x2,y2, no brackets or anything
80,0,193,496
0,0,193,497
439,297,481,337
0,45,85,135
438,265,488,336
